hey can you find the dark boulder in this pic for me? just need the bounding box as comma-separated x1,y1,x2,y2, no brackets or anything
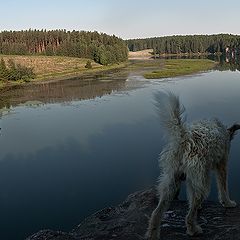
26,187,240,240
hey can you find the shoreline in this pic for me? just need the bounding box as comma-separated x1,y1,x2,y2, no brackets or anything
0,58,218,93
0,61,128,92
32,61,128,84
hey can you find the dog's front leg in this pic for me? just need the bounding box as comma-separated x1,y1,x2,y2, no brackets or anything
216,161,236,208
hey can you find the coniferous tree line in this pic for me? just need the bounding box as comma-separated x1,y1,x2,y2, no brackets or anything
126,34,240,55
0,29,128,65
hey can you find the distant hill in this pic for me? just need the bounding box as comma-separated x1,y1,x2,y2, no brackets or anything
126,34,240,56
0,30,128,65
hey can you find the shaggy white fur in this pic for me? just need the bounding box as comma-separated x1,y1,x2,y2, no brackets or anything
146,91,239,240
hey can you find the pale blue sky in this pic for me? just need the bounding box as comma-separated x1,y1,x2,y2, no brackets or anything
0,0,240,39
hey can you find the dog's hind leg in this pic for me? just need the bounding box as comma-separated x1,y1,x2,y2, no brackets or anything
185,173,210,236
216,159,236,208
146,173,181,240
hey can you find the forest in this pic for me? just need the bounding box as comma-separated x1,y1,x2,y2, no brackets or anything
126,34,240,55
0,29,128,65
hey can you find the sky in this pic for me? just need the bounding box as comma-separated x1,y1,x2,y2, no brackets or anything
1,0,240,39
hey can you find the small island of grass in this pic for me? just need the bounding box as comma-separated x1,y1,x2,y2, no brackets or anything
144,59,216,79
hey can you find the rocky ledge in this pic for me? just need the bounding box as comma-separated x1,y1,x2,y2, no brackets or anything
26,187,240,240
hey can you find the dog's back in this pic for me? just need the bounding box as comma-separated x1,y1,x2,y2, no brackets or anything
154,92,231,169
184,119,230,168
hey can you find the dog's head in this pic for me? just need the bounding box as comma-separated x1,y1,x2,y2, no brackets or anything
228,124,240,140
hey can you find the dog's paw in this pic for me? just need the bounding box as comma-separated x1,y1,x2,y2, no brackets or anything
222,200,237,208
186,224,203,236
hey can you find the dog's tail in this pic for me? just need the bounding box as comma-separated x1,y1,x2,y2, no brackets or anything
154,91,187,140
228,124,240,140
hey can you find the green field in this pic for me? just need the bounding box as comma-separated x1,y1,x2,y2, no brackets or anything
144,59,216,79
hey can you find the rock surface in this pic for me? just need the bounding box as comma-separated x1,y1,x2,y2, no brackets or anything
26,187,240,240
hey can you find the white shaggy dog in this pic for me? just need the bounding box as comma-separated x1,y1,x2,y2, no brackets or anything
146,91,239,240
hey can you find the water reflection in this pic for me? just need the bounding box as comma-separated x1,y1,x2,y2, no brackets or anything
1,57,239,111
0,118,161,239
216,58,240,71
0,60,240,240
209,54,240,71
0,71,129,109
157,54,240,71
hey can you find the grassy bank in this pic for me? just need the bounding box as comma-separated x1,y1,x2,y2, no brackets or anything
144,59,216,79
0,55,127,89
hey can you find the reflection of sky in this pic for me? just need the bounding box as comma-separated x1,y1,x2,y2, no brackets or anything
155,70,240,124
0,69,240,239
1,70,240,159
0,91,156,157
1,70,240,173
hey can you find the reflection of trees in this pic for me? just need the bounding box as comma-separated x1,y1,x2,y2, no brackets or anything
209,55,240,71
0,73,128,109
155,54,240,71
216,61,240,71
0,85,20,109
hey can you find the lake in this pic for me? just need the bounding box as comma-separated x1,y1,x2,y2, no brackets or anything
0,61,240,239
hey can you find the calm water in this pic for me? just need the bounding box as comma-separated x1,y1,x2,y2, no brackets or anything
0,63,240,239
